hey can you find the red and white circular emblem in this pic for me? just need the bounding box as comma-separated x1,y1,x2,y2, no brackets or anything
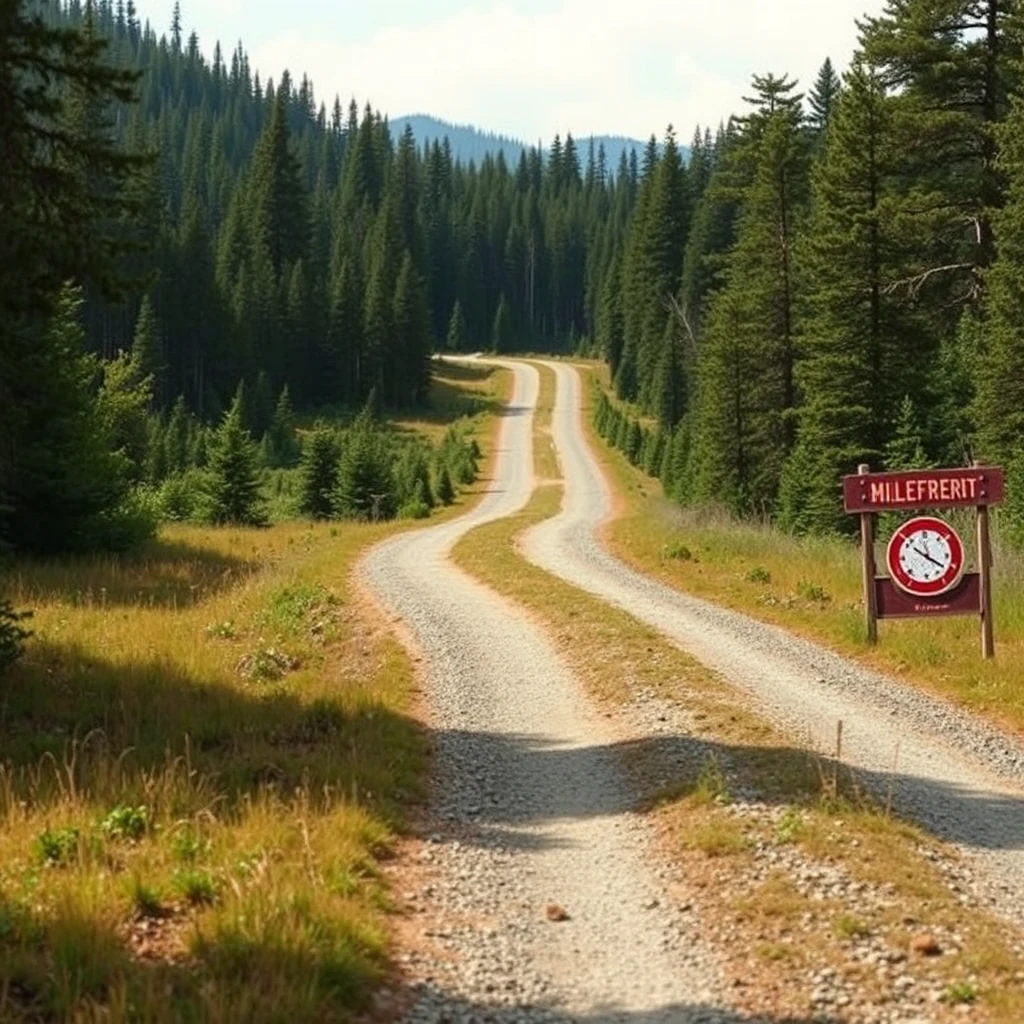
886,515,965,597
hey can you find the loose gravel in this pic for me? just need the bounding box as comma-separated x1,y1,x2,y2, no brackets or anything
360,363,737,1023
523,361,1024,929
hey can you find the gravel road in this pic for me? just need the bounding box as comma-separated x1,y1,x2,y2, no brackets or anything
360,362,739,1023
523,360,1024,926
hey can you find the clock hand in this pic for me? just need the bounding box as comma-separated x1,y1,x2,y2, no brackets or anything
912,545,944,569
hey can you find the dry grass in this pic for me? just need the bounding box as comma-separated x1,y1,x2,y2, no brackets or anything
575,362,1024,737
0,366,510,1023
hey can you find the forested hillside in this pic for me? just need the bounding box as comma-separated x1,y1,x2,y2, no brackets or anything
5,0,1024,589
601,6,1024,539
390,115,656,184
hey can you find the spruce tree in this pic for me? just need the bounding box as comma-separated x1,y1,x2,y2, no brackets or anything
298,426,340,519
333,414,396,521
131,295,164,407
435,462,455,506
975,65,1024,467
808,57,841,136
202,384,267,526
689,75,810,514
492,293,514,353
265,385,301,468
391,251,433,405
446,300,466,352
778,60,917,534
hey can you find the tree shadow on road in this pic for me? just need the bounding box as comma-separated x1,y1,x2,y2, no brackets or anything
422,727,1024,855
389,983,840,1023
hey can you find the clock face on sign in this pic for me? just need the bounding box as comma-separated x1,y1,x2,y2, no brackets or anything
886,515,965,597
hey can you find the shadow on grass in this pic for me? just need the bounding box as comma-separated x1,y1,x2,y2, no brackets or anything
0,640,424,814
422,358,504,421
422,727,1024,855
0,638,424,1021
9,537,259,609
0,891,386,1023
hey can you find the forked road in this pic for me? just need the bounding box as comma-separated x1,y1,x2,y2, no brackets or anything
525,360,1024,923
361,362,734,1022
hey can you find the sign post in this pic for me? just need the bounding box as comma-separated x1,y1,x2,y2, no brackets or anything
842,465,1005,657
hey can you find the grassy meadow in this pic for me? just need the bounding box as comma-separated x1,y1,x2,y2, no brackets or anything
0,360,507,1022
576,362,1024,738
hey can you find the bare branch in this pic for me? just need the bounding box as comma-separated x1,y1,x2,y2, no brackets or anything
665,293,698,351
881,263,975,299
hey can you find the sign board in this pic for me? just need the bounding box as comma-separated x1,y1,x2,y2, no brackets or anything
843,466,1004,513
844,464,1003,658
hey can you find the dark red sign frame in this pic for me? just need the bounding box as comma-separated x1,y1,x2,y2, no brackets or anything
846,463,1002,658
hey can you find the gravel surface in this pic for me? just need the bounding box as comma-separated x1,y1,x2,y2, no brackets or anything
360,362,737,1023
523,361,1024,928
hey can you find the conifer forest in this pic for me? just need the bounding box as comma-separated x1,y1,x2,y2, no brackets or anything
5,0,1024,583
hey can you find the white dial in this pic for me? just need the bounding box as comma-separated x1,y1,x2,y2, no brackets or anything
896,528,953,583
886,516,965,597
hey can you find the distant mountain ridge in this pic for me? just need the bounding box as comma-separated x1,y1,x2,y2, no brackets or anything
389,114,671,172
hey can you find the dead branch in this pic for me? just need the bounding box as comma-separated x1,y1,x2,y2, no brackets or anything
881,262,975,299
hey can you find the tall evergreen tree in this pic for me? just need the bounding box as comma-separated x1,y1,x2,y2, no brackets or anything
446,299,466,352
202,383,267,525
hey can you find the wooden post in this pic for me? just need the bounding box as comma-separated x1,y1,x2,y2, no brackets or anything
975,462,995,658
858,464,878,645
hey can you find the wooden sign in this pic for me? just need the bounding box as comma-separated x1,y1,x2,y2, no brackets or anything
846,464,1003,658
843,466,1004,513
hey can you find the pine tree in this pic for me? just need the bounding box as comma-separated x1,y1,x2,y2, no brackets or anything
391,251,432,405
689,75,810,514
975,62,1024,467
492,293,514,353
435,462,455,506
446,300,466,352
808,57,841,135
265,385,300,468
298,426,340,519
860,0,1012,295
2,287,134,554
778,60,917,534
249,75,309,276
333,414,396,521
202,384,267,526
131,295,164,406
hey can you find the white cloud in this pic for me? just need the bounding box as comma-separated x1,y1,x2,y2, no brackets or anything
238,0,887,142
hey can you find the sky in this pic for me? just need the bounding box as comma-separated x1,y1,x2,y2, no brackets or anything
140,0,890,143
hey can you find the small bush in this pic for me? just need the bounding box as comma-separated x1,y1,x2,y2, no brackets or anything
943,980,979,1005
797,580,830,603
101,804,149,842
173,868,218,905
833,913,871,940
662,540,692,561
745,566,772,584
131,878,166,918
171,826,210,866
236,646,299,682
0,599,32,671
35,826,81,866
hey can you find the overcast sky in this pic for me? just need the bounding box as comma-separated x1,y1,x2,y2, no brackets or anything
138,0,889,143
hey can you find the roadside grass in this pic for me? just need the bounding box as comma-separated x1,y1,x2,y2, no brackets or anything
452,360,1024,1022
391,358,504,444
526,360,560,482
576,362,1024,737
0,367,509,1022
